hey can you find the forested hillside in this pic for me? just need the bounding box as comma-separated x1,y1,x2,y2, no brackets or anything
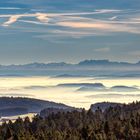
0,97,70,116
1,101,140,140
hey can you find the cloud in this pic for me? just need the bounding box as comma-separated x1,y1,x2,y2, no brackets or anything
0,7,21,10
1,13,49,26
24,85,48,90
55,20,140,34
94,47,110,52
2,15,21,26
0,9,122,26
128,50,140,57
36,13,49,23
0,92,34,97
95,9,122,14
0,9,140,39
109,16,118,20
57,21,110,29
18,20,47,25
87,93,140,99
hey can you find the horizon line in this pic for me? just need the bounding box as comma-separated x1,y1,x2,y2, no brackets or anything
1,59,140,66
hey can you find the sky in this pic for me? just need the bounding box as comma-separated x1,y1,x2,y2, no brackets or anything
0,0,140,64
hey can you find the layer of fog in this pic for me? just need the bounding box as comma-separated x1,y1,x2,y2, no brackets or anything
0,76,140,109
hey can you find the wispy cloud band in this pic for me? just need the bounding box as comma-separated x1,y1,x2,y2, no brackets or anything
0,9,140,38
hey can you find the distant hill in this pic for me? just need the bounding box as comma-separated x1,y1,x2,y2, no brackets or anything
57,83,105,88
0,97,71,117
40,107,79,118
90,102,122,111
77,85,140,92
0,107,28,117
110,86,139,92
40,102,123,118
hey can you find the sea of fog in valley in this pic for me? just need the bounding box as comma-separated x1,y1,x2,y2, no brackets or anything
0,70,140,109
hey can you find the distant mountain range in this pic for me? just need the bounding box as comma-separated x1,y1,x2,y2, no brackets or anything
78,60,140,66
0,60,140,70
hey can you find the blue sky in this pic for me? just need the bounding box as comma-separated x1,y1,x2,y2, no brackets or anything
0,0,140,64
